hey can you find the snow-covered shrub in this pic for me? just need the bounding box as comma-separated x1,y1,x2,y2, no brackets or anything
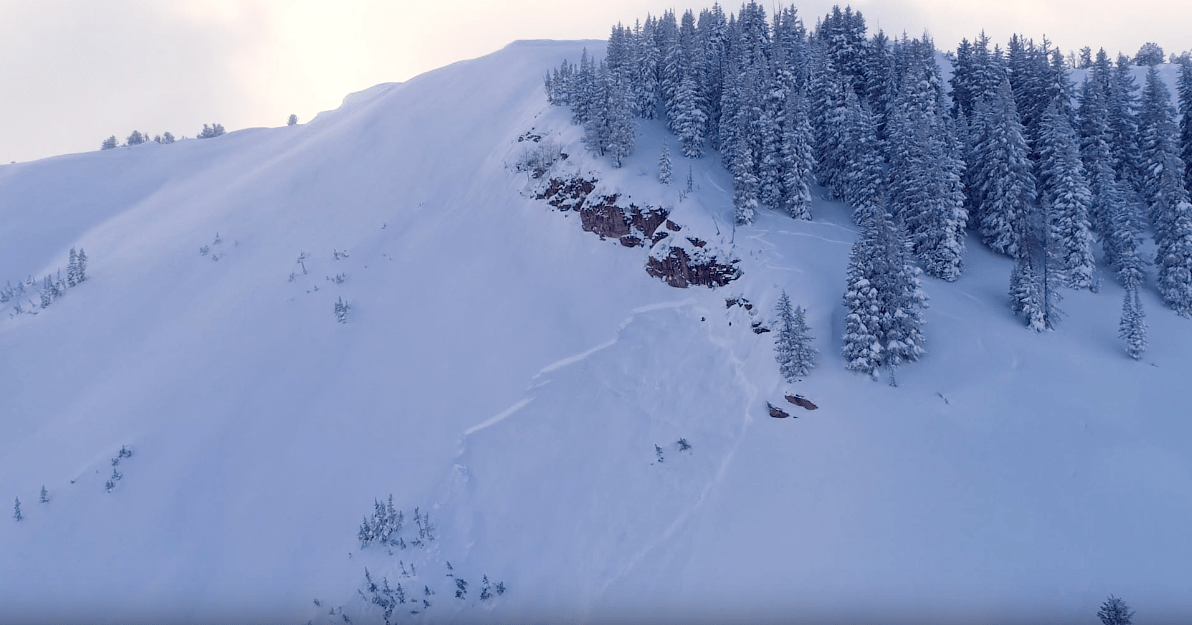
515,139,562,178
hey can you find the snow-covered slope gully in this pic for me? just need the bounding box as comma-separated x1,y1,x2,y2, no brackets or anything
2,41,1190,625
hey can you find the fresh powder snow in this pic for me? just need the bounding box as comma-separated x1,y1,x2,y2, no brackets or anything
2,38,1191,625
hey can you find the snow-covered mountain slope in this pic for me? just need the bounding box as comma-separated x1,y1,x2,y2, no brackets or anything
2,41,1190,625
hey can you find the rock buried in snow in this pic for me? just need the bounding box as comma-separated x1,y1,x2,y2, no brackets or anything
786,395,818,410
768,402,791,419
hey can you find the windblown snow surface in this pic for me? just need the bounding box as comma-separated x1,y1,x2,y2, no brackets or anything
1,41,1190,625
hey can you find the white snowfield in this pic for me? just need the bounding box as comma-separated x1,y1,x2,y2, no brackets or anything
1,40,1190,625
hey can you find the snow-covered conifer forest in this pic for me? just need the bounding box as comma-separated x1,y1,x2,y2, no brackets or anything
3,3,1192,623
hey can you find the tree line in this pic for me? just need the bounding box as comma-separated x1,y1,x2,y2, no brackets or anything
545,2,1192,371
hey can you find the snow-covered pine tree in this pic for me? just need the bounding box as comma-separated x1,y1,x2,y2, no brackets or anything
1139,66,1185,217
779,88,814,220
13,497,21,522
606,76,636,168
1107,54,1144,194
774,291,816,381
658,143,673,184
1178,60,1192,194
1037,101,1096,290
1097,595,1134,625
76,249,87,282
582,63,611,157
633,19,661,119
809,57,851,201
696,5,728,145
1104,182,1147,290
972,76,1037,256
39,486,49,504
756,71,787,212
841,206,927,380
1138,67,1192,316
101,135,118,150
657,11,683,128
67,248,80,287
1154,198,1192,316
571,49,596,125
885,42,968,281
864,30,894,139
841,90,885,224
287,114,298,126
841,232,885,377
1078,74,1141,257
672,73,707,157
727,66,762,225
1119,285,1148,360
1008,197,1062,332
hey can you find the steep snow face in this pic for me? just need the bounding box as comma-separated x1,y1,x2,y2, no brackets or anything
2,40,1191,625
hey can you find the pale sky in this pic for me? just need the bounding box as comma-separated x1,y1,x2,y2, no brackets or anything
1,0,1188,164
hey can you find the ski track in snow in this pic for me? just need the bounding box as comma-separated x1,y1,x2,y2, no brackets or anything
531,338,617,379
582,310,760,621
769,229,852,246
461,396,536,436
464,299,697,438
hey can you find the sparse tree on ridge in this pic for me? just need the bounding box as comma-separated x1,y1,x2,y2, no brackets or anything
1097,595,1134,625
1133,42,1164,67
197,123,226,139
101,136,118,150
287,114,299,126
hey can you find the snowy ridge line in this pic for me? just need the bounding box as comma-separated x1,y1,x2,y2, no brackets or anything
462,397,536,437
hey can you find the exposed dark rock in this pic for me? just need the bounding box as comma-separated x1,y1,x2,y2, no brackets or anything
619,235,642,247
687,237,707,248
646,247,740,288
537,177,596,211
768,402,791,418
665,220,682,232
786,395,818,410
751,321,770,334
628,206,668,240
651,231,670,245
